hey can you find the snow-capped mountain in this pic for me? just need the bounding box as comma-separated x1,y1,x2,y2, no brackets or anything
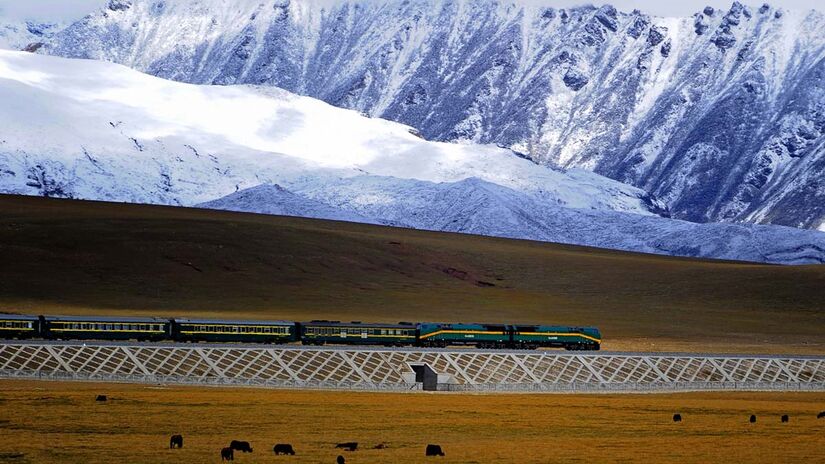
203,179,825,264
0,49,658,213
2,50,824,264
41,0,825,231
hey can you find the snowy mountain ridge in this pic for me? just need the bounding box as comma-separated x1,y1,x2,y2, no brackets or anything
203,179,825,265
39,0,825,231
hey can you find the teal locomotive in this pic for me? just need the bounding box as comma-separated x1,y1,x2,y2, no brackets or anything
0,314,601,351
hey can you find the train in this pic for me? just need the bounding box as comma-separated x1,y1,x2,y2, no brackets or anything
0,314,601,351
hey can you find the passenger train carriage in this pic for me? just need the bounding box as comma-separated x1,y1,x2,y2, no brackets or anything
172,318,296,344
42,316,171,342
0,314,601,350
0,314,41,339
301,321,416,346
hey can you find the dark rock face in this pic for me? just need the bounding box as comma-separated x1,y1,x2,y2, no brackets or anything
627,13,649,39
660,41,672,58
563,68,589,91
647,26,666,47
694,15,710,35
108,0,132,11
41,0,825,229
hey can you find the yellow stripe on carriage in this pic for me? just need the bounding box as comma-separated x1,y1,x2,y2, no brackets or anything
518,332,602,343
418,330,506,339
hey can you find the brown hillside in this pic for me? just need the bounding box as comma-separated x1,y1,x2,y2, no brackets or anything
1,194,823,354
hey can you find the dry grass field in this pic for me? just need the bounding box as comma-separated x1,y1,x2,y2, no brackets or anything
0,380,822,464
1,195,825,354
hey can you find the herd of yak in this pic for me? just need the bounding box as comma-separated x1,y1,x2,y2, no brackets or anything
672,412,825,423
95,396,825,461
175,412,825,461
167,435,446,462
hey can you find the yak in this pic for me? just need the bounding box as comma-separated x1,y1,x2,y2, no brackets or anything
169,434,183,449
230,440,253,453
335,442,358,452
273,444,296,455
426,444,445,457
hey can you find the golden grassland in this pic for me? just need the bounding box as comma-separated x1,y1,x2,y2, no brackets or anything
1,195,824,354
0,380,822,464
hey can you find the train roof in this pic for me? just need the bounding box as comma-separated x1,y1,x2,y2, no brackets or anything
301,320,415,328
43,315,170,323
174,318,295,326
0,313,39,320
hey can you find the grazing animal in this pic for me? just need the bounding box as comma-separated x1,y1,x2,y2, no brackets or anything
749,415,757,423
169,434,183,449
273,444,295,455
335,442,358,452
374,443,387,449
230,440,253,453
221,447,234,461
95,395,107,402
818,411,825,419
426,444,445,457
781,414,789,423
337,456,346,464
673,414,682,423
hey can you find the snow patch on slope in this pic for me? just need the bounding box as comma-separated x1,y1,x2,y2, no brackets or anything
0,49,658,214
197,183,377,223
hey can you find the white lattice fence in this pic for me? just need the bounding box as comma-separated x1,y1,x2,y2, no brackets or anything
1,342,823,392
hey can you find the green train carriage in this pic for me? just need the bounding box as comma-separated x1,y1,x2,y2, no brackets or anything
417,323,510,348
172,318,297,343
42,316,171,341
301,321,416,346
512,325,601,350
0,314,41,339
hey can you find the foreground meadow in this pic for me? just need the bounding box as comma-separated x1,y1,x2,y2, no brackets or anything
0,380,822,463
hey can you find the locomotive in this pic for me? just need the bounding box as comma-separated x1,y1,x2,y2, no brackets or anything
0,314,601,351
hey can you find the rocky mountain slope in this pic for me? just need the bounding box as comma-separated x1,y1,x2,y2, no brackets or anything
0,20,63,51
42,0,825,231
